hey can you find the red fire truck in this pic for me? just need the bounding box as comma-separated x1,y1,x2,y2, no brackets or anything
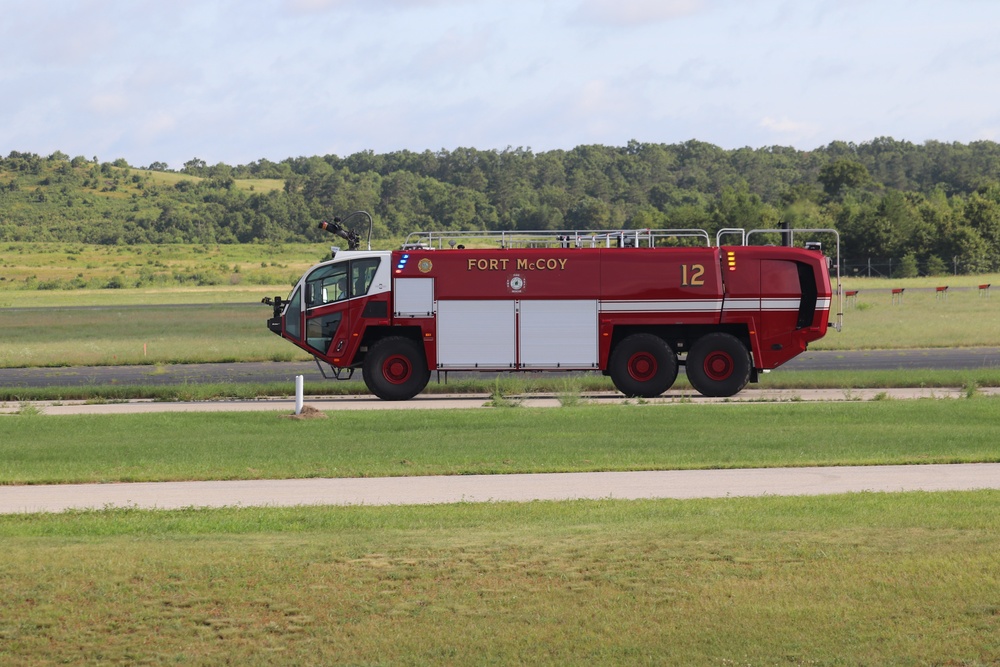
264,213,840,400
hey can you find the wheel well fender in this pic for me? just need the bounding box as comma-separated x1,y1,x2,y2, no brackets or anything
607,325,752,364
358,326,425,365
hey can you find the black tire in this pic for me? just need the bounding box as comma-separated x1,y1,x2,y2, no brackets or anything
685,333,751,397
362,336,431,401
608,333,678,398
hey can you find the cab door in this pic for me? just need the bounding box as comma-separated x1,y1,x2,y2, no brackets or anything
303,257,383,361
304,261,351,358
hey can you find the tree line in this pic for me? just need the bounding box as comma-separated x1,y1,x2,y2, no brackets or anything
3,137,1000,275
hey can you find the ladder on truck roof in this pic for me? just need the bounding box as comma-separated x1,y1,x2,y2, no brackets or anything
402,228,712,250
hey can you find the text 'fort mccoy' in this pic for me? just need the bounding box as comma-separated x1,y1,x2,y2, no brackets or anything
467,258,569,271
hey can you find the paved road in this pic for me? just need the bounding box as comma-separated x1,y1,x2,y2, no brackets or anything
3,464,999,514
2,347,999,388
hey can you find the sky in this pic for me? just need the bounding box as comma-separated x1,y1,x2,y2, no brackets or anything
3,0,1000,169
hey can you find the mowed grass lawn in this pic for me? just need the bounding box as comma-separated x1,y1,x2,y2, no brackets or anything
0,302,301,368
813,274,1000,350
1,493,998,665
2,400,999,484
2,401,999,664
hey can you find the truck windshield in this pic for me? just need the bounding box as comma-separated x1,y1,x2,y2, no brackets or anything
284,287,301,338
305,263,349,308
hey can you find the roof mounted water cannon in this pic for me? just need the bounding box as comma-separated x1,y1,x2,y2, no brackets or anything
317,211,373,252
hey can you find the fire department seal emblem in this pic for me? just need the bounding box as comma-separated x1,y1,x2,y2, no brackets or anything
507,274,526,293
417,258,433,273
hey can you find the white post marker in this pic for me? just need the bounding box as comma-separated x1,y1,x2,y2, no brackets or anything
295,375,304,415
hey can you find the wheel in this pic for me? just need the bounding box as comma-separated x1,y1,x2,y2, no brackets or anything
685,333,751,397
608,333,678,398
362,336,430,401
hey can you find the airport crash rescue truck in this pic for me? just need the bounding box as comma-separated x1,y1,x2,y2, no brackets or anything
264,216,837,400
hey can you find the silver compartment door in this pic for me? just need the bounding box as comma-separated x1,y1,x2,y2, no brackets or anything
519,300,598,368
393,277,434,317
437,300,515,368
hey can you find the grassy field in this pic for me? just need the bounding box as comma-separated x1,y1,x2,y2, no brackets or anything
0,492,996,665
1,244,999,368
1,278,999,370
136,169,286,194
3,399,998,485
0,241,320,293
0,302,298,368
814,273,1000,350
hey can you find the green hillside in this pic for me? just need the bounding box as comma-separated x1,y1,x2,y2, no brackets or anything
3,138,1000,277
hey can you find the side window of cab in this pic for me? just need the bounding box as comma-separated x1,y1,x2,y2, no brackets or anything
351,257,381,297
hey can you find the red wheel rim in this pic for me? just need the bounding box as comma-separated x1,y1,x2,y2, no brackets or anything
383,354,412,385
627,352,657,382
703,351,734,381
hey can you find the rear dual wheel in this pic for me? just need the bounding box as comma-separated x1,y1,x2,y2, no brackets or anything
685,333,752,397
608,334,678,398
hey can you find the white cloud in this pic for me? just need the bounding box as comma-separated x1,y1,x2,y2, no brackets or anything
575,0,709,26
282,0,476,14
138,113,179,142
759,116,820,142
411,27,494,75
87,93,129,115
668,58,739,89
284,0,345,11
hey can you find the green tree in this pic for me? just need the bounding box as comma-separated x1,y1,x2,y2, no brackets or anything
896,252,919,278
712,182,778,232
565,196,610,230
182,158,207,175
818,159,871,199
963,187,1000,270
924,255,948,276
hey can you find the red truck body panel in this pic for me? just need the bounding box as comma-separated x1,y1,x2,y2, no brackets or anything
269,234,833,399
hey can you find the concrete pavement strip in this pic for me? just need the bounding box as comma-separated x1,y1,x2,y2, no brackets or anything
2,464,999,514
3,386,999,415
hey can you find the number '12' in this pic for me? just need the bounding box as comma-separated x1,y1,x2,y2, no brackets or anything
681,264,705,287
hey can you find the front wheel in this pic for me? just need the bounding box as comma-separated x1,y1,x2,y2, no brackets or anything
685,333,751,397
608,333,678,398
362,336,431,401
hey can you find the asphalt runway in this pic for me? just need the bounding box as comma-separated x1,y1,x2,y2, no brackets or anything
2,347,999,388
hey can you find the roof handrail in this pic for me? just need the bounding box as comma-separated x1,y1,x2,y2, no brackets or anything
402,228,712,249
715,228,746,246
